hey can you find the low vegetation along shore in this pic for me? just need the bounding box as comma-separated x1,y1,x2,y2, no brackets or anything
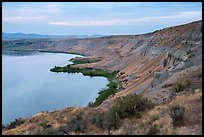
50,58,118,107
39,50,86,56
69,58,99,64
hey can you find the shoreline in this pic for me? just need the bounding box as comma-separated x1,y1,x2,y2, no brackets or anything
2,49,86,56
39,50,86,56
50,63,120,107
3,49,121,109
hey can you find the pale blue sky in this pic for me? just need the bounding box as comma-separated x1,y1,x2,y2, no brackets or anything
2,2,202,35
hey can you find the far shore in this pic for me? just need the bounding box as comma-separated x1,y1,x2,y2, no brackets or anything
2,49,86,56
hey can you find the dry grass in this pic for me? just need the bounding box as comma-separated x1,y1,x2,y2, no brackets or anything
110,90,202,135
2,90,202,135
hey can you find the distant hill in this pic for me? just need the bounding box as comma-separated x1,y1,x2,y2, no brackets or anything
2,32,106,40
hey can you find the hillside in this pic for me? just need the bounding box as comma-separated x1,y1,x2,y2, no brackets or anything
2,20,202,135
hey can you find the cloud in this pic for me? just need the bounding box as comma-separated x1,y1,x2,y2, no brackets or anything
2,2,202,35
49,11,202,26
3,16,46,23
156,11,202,19
49,20,122,26
2,2,64,23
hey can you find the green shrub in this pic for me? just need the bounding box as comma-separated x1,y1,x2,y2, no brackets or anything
38,122,47,127
66,112,87,133
2,124,5,130
66,117,77,132
172,80,192,93
183,80,191,87
87,102,95,108
4,118,25,130
90,109,120,134
170,105,185,126
56,126,70,135
90,111,104,128
71,58,99,64
103,107,120,131
111,94,154,118
32,127,62,135
172,82,183,92
93,81,118,107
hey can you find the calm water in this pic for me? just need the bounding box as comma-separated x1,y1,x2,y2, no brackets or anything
2,51,108,124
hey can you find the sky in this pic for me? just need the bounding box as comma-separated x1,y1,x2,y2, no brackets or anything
2,2,202,35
